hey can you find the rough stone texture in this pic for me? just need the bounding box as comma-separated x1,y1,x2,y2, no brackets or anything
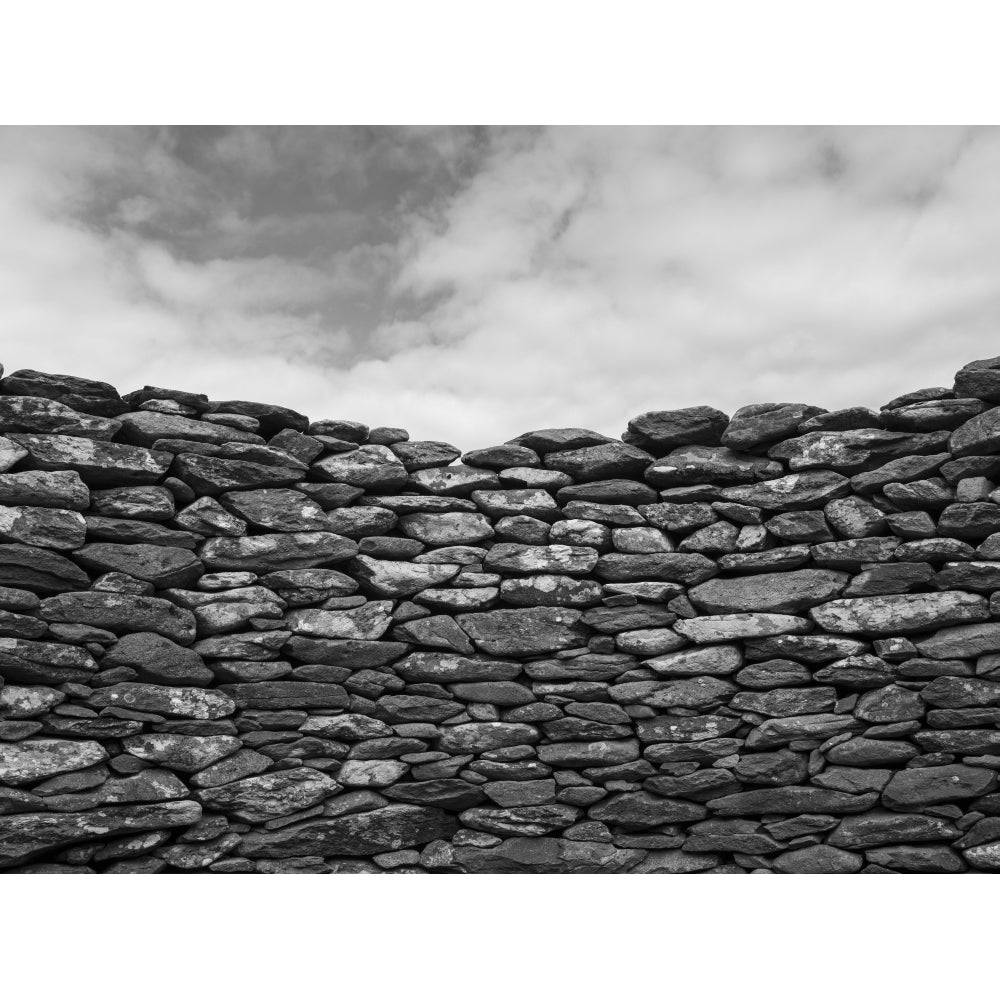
2,358,1000,873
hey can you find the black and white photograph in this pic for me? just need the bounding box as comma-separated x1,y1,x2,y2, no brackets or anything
2,3,998,995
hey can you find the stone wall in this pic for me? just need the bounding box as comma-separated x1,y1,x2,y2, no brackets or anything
4,360,1000,873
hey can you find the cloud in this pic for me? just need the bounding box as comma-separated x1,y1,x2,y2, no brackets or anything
0,126,998,449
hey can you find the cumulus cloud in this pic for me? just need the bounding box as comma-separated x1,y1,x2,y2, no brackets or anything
0,126,998,448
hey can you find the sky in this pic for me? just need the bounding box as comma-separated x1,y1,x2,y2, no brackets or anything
0,125,998,450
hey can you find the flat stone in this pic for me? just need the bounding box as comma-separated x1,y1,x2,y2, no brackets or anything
769,428,950,472
730,686,836,717
121,734,240,772
409,466,500,496
810,592,989,635
772,844,863,874
74,543,203,588
238,804,457,857
285,602,393,640
88,683,236,719
0,470,90,510
0,800,200,869
637,715,741,743
484,543,598,575
351,554,459,597
383,779,486,810
453,836,642,873
394,653,521,683
881,764,997,809
920,676,1000,708
707,787,878,816
865,844,965,874
720,471,850,511
325,507,398,538
102,632,212,686
674,613,813,643
398,513,494,546
682,817,783,854
623,406,729,454
590,791,706,826
0,395,121,438
89,486,175,521
745,714,863,750
688,569,848,615
199,532,357,572
219,489,328,532
457,804,579,838
594,553,717,584
438,723,540,754
0,739,108,785
471,488,560,520
39,592,196,644
196,767,340,822
312,445,409,490
917,622,1000,660
390,440,461,471
0,507,86,550
645,446,783,488
172,453,305,494
457,607,587,655
118,410,260,447
500,574,603,607
9,433,171,485
218,681,348,710
721,402,825,450
645,644,742,677
543,442,652,482
0,637,97,684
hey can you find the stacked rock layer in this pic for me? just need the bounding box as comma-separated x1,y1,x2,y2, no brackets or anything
6,362,1000,872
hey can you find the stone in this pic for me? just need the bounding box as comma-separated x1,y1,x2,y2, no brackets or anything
720,471,851,511
351,555,459,597
881,764,997,809
454,836,642,873
865,844,965,874
708,787,878,816
810,592,989,635
0,637,98,684
0,470,90,510
285,603,393,640
74,543,203,588
461,804,581,837
484,543,598,575
543,442,652,482
238,804,457,858
688,569,848,614
199,532,357,573
120,734,240,772
623,406,729,454
102,632,212,686
457,607,588,656
0,800,201,869
594,552,717,584
196,767,339,822
0,507,86,550
218,682,349,710
398,513,494,546
772,844,863,874
470,489,560,520
118,410,260,447
219,489,328,532
645,446,782,488
39,592,196,644
769,428,950,472
0,739,108,785
9,433,171,485
721,402,825,450
313,445,408,490
673,613,813,643
1,369,127,416
87,684,236,719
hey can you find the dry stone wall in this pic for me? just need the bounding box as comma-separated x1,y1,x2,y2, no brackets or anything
5,360,1000,872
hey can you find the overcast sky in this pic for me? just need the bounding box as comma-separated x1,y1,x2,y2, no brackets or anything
1,125,997,449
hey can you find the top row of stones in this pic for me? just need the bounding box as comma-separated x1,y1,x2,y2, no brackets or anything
2,355,999,458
